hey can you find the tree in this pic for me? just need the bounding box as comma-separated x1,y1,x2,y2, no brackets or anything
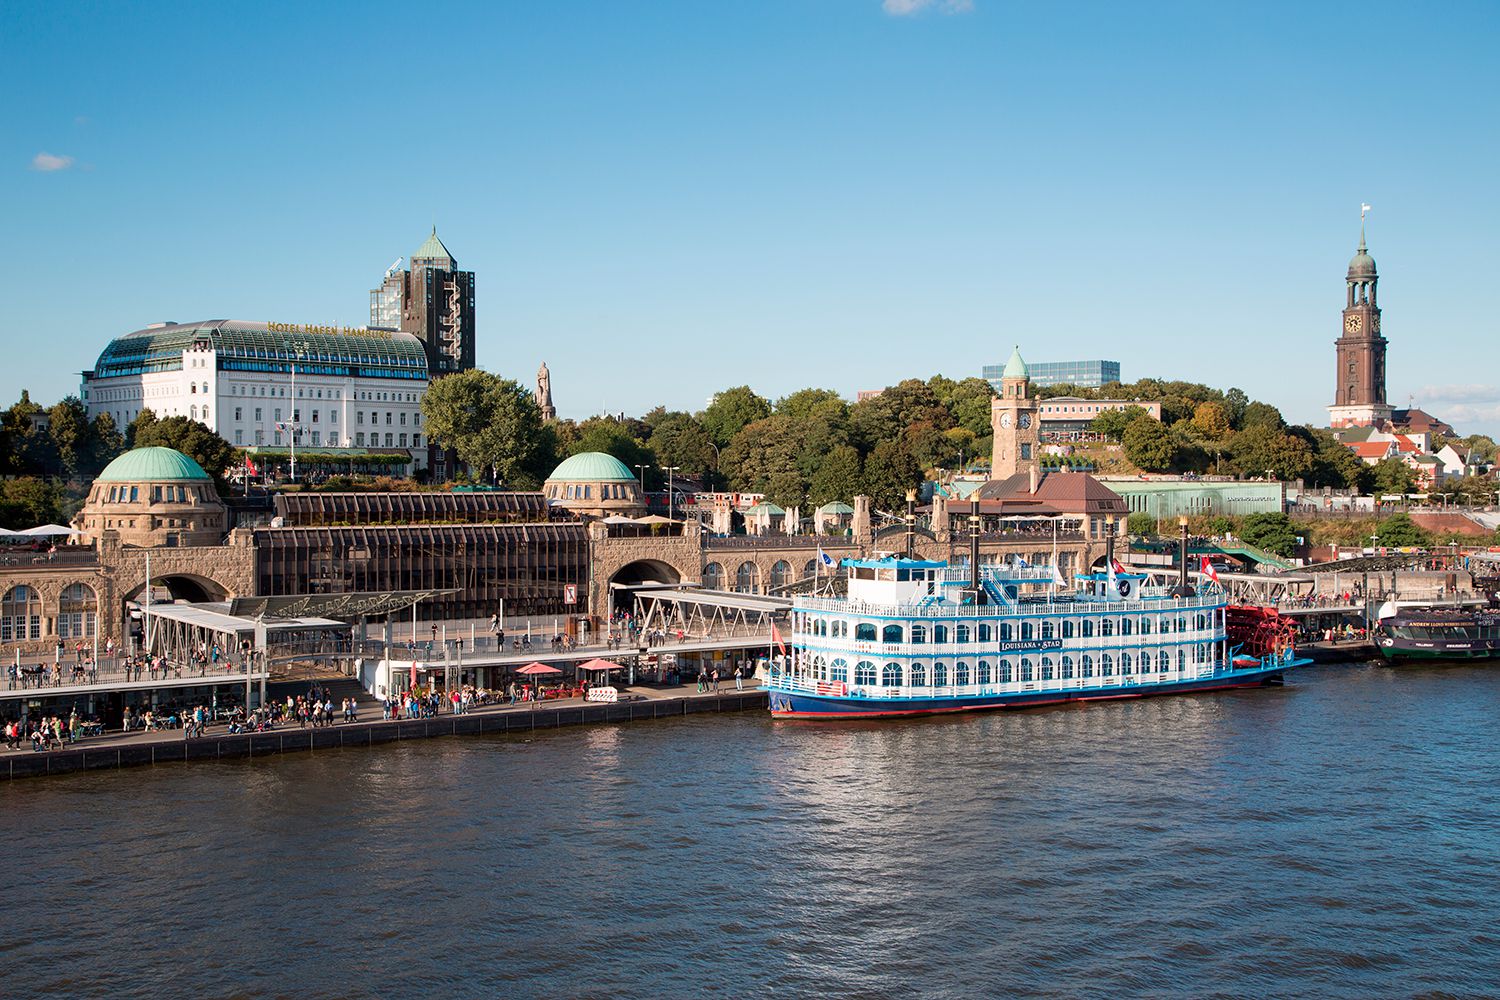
1190,401,1231,441
774,388,848,430
1127,511,1157,537
1223,387,1249,429
809,444,862,507
1238,512,1298,557
722,416,803,502
570,416,656,485
88,412,126,475
1375,512,1430,547
3,391,57,475
849,379,950,451
1240,401,1285,432
0,477,68,530
929,376,996,439
1122,418,1175,471
46,396,92,478
1370,457,1416,497
126,408,158,447
701,386,771,447
131,415,237,486
861,440,922,510
1305,427,1369,491
1230,425,1312,481
1090,405,1147,442
647,413,716,482
420,370,550,486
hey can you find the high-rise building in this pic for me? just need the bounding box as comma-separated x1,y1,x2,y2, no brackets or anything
1327,222,1392,429
983,358,1119,391
370,227,476,377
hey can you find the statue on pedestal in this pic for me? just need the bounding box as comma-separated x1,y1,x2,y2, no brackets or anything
536,362,557,422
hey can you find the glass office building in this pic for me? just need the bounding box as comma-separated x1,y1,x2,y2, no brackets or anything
983,358,1120,390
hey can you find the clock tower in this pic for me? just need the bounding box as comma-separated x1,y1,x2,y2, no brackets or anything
1327,220,1393,429
990,345,1039,479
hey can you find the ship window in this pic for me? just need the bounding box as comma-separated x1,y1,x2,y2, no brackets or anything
999,660,1012,683
1082,619,1095,638
955,662,970,685
1020,622,1034,641
1140,617,1153,635
1020,658,1033,682
1061,656,1074,679
830,658,849,684
882,663,902,687
1040,657,1054,681
1040,620,1054,640
856,624,876,642
1159,617,1171,634
1101,654,1114,676
854,661,876,686
1196,614,1207,631
1081,655,1094,678
978,623,991,643
1061,620,1074,639
955,624,970,644
933,625,949,643
999,622,1012,641
1177,616,1187,633
1121,652,1133,674
910,662,927,686
1178,650,1186,671
1120,618,1133,636
1159,651,1171,671
882,624,903,645
933,663,948,686
978,661,991,684
1101,619,1114,637
910,624,926,644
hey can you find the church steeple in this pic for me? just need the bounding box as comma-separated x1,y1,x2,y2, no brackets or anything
1328,209,1391,429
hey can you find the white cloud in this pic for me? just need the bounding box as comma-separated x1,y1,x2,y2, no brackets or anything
30,152,74,172
1417,384,1498,405
882,0,973,16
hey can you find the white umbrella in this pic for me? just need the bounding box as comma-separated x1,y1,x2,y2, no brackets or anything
20,524,77,536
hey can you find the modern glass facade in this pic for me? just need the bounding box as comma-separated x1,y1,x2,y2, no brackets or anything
983,359,1120,390
254,522,590,621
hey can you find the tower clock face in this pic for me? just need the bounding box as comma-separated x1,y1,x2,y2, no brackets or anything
1019,413,1033,429
1344,314,1362,334
999,412,1013,428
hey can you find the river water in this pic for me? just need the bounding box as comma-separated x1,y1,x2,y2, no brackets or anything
3,662,1498,999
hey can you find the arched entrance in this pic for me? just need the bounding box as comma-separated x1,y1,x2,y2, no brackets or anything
607,559,684,623
124,574,229,606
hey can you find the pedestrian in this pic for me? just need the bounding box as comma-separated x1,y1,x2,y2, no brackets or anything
735,665,744,691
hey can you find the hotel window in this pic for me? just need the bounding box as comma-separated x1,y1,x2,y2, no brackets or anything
255,430,264,445
357,411,364,424
234,407,242,421
412,434,420,448
330,410,337,424
311,410,319,423
311,431,321,446
386,413,393,425
235,430,243,444
399,434,408,447
385,433,393,447
400,412,407,425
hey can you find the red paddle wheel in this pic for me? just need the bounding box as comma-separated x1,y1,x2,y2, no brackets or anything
1225,605,1298,664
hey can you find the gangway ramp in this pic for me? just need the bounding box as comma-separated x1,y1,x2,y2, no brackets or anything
629,587,792,638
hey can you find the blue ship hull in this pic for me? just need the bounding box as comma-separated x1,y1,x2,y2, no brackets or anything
768,657,1308,719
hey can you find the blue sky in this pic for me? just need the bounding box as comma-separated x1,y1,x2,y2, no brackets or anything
5,0,1498,434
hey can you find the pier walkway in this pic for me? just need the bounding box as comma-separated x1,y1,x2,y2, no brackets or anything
1,678,768,781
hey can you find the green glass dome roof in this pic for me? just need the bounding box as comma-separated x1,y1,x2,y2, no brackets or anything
97,447,212,483
547,452,637,482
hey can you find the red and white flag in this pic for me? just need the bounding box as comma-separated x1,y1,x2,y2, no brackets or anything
771,622,787,655
1200,556,1220,584
245,456,259,477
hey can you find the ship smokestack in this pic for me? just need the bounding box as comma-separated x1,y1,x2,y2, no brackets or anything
905,489,916,559
969,509,986,605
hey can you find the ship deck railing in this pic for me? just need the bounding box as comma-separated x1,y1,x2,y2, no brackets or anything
795,589,1224,619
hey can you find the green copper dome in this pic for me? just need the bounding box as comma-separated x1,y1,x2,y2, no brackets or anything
1347,248,1377,277
547,451,637,482
1002,345,1029,380
97,447,212,483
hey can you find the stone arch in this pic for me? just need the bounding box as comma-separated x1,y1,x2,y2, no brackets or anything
734,561,761,594
123,573,228,605
608,559,682,589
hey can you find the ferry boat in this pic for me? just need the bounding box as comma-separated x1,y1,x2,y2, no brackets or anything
1374,602,1500,663
767,553,1310,719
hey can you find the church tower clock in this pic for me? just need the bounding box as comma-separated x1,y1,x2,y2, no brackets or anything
990,345,1039,480
1327,216,1393,429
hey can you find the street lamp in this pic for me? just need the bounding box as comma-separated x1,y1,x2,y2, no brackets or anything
288,340,309,483
634,464,651,498
662,466,681,522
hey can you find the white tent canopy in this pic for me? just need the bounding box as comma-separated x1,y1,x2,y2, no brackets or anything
19,524,78,536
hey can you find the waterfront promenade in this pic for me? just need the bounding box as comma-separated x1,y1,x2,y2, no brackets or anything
1,677,767,781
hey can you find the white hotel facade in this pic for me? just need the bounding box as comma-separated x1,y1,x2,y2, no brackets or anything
81,320,431,472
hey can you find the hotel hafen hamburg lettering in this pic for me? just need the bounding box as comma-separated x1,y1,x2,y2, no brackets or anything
768,555,1311,719
265,322,394,338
